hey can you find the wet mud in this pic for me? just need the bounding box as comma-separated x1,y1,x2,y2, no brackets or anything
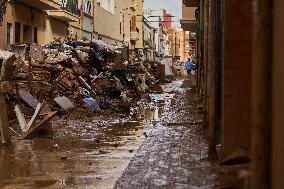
0,79,217,189
115,79,217,189
0,81,179,189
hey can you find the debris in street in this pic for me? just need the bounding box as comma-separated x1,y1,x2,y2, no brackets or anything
1,40,170,139
18,83,40,109
83,97,101,112
54,96,75,111
0,50,16,81
21,111,57,139
14,103,43,133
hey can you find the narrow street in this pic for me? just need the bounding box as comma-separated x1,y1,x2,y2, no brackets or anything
115,79,217,188
0,79,216,189
1,0,283,188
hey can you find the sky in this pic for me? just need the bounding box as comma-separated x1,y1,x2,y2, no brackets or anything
144,0,182,27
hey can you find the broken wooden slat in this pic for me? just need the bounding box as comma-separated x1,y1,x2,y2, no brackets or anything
0,94,11,143
14,105,27,133
78,76,92,90
15,103,43,133
9,127,21,137
18,83,39,109
25,103,43,132
21,111,57,139
54,96,75,111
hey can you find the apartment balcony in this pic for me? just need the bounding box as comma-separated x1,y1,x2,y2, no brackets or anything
16,0,60,10
47,0,80,23
180,19,198,32
47,10,79,22
183,0,198,7
144,39,153,49
131,31,139,41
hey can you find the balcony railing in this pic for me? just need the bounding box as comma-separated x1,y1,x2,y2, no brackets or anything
47,0,80,22
180,20,198,32
16,0,60,10
47,10,79,22
60,0,80,16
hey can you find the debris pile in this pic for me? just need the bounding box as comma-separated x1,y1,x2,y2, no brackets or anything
0,40,162,138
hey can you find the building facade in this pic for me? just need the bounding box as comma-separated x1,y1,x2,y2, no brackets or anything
143,16,155,61
94,0,124,45
145,9,172,58
0,0,81,50
81,0,94,40
130,0,143,51
183,0,284,188
163,9,172,29
121,0,135,49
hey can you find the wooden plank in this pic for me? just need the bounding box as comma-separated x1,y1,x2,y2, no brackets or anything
0,95,11,143
18,84,39,109
14,105,27,132
15,103,43,133
54,96,75,111
26,103,43,132
21,111,57,139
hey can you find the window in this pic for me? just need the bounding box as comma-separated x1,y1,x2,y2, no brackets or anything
97,0,114,14
120,13,122,35
34,27,38,44
7,23,13,45
23,25,32,43
84,0,92,15
15,22,21,44
60,0,79,15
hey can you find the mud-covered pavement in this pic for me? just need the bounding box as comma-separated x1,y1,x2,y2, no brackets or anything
115,79,217,189
0,79,217,189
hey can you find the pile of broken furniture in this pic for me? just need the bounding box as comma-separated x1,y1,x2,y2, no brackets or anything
0,40,161,139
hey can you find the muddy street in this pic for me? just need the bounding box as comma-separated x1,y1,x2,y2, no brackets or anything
0,79,216,189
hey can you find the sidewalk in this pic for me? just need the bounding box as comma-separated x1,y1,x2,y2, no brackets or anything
115,80,217,189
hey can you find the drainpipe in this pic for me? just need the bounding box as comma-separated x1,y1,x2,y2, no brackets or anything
250,0,272,188
208,0,216,159
92,0,95,39
215,0,222,145
196,0,204,100
203,0,209,129
81,0,84,39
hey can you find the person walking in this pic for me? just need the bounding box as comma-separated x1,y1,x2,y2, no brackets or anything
184,58,193,75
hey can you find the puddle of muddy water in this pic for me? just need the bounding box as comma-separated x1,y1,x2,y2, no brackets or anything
0,80,183,189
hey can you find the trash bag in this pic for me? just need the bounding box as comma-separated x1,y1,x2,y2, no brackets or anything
99,97,113,110
83,97,102,112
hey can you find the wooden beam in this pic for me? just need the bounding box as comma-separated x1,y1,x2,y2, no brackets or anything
21,111,57,139
0,94,10,143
